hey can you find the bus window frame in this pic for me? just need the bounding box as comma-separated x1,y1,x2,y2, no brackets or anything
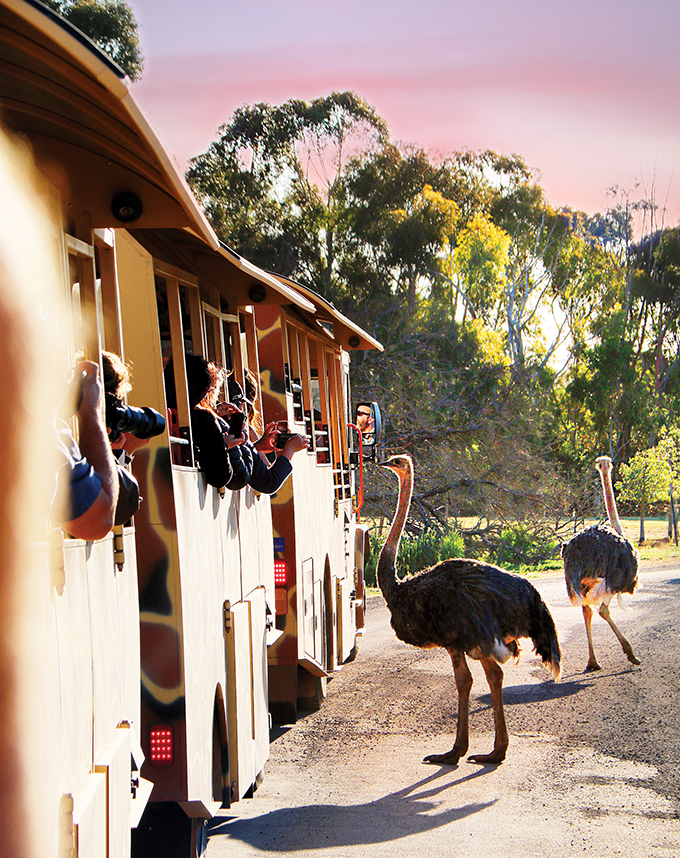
153,260,201,469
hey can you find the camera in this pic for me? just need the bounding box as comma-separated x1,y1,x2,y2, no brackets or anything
275,432,297,449
227,411,245,437
105,393,166,442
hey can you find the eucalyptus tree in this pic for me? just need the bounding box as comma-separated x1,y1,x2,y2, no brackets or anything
42,0,144,80
186,92,389,299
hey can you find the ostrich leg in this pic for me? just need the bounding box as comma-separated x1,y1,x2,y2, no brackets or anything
424,650,472,765
468,657,509,765
582,604,602,671
599,604,641,665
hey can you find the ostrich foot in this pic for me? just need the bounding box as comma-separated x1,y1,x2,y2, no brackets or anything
467,750,505,765
423,747,465,766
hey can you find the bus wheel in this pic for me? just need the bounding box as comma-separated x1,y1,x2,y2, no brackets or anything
132,802,208,858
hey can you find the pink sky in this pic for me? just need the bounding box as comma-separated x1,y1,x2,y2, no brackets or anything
131,0,680,229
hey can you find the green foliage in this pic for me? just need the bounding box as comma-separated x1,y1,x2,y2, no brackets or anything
617,447,673,509
363,526,464,586
186,91,680,529
438,529,466,561
363,532,383,587
396,531,440,578
43,0,144,80
490,525,559,567
453,212,510,322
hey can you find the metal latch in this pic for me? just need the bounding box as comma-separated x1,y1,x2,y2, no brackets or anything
112,524,125,570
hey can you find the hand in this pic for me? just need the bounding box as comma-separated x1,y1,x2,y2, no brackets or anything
59,360,102,421
282,434,310,458
254,422,279,454
76,360,104,416
225,432,246,449
121,433,151,455
215,401,240,418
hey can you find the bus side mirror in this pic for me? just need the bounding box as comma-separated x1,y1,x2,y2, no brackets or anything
355,402,382,451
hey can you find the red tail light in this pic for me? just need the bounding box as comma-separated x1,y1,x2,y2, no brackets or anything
274,560,288,586
149,724,173,766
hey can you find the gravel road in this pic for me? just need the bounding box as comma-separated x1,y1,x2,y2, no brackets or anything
205,564,680,857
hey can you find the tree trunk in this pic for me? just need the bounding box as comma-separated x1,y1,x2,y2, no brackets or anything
670,483,678,546
638,482,646,545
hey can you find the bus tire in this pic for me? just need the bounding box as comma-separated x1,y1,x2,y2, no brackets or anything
132,802,208,858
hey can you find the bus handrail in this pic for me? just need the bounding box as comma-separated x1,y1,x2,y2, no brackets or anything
348,423,363,520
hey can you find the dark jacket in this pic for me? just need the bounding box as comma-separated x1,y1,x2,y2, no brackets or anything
191,407,243,489
249,446,293,494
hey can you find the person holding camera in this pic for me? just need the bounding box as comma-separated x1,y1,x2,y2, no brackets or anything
224,369,308,495
164,355,248,490
102,351,167,525
54,360,119,540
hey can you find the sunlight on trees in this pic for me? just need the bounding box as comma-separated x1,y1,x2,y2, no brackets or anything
186,91,680,554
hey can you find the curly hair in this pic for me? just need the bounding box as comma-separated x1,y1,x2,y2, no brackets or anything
102,350,132,397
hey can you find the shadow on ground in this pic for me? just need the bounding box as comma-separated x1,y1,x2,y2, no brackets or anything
207,767,496,852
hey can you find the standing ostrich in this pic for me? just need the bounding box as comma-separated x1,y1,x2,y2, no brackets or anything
377,454,561,765
561,455,641,671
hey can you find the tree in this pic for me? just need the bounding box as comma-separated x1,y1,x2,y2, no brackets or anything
452,212,509,323
187,93,680,546
42,0,144,81
187,92,388,295
618,446,673,542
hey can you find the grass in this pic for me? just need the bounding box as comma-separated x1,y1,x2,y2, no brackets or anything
365,516,680,593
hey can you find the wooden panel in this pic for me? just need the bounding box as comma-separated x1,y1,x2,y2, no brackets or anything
247,588,270,781
225,603,254,801
238,488,272,599
94,727,132,858
183,638,225,805
73,773,107,858
302,557,315,662
57,541,94,791
88,539,123,764
116,531,142,740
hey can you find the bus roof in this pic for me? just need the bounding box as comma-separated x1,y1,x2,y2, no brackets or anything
272,275,384,352
0,0,217,245
132,227,316,313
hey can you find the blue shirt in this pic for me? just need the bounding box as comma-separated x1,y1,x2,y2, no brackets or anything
54,419,103,520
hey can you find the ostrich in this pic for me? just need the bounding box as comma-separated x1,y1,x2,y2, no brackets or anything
377,454,561,765
561,455,641,671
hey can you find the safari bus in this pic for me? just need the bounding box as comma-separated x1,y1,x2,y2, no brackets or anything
0,1,382,856
254,281,382,723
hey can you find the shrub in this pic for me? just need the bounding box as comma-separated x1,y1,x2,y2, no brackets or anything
364,526,465,585
491,524,558,567
364,532,384,587
439,529,465,561
396,531,440,578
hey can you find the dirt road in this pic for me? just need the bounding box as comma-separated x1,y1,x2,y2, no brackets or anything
205,565,680,857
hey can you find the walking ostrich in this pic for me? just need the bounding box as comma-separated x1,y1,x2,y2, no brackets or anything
561,455,641,671
377,454,561,765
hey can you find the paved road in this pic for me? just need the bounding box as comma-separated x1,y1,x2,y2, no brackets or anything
205,564,680,857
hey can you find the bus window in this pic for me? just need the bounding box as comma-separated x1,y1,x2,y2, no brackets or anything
203,303,222,368
286,325,304,425
154,268,200,467
309,341,331,465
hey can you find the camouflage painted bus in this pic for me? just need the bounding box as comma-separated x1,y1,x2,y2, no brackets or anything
255,282,382,723
1,2,382,856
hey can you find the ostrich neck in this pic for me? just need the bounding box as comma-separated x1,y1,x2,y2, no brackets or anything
599,463,624,536
377,465,413,604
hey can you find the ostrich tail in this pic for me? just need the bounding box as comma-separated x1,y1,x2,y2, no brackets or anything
530,593,561,682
